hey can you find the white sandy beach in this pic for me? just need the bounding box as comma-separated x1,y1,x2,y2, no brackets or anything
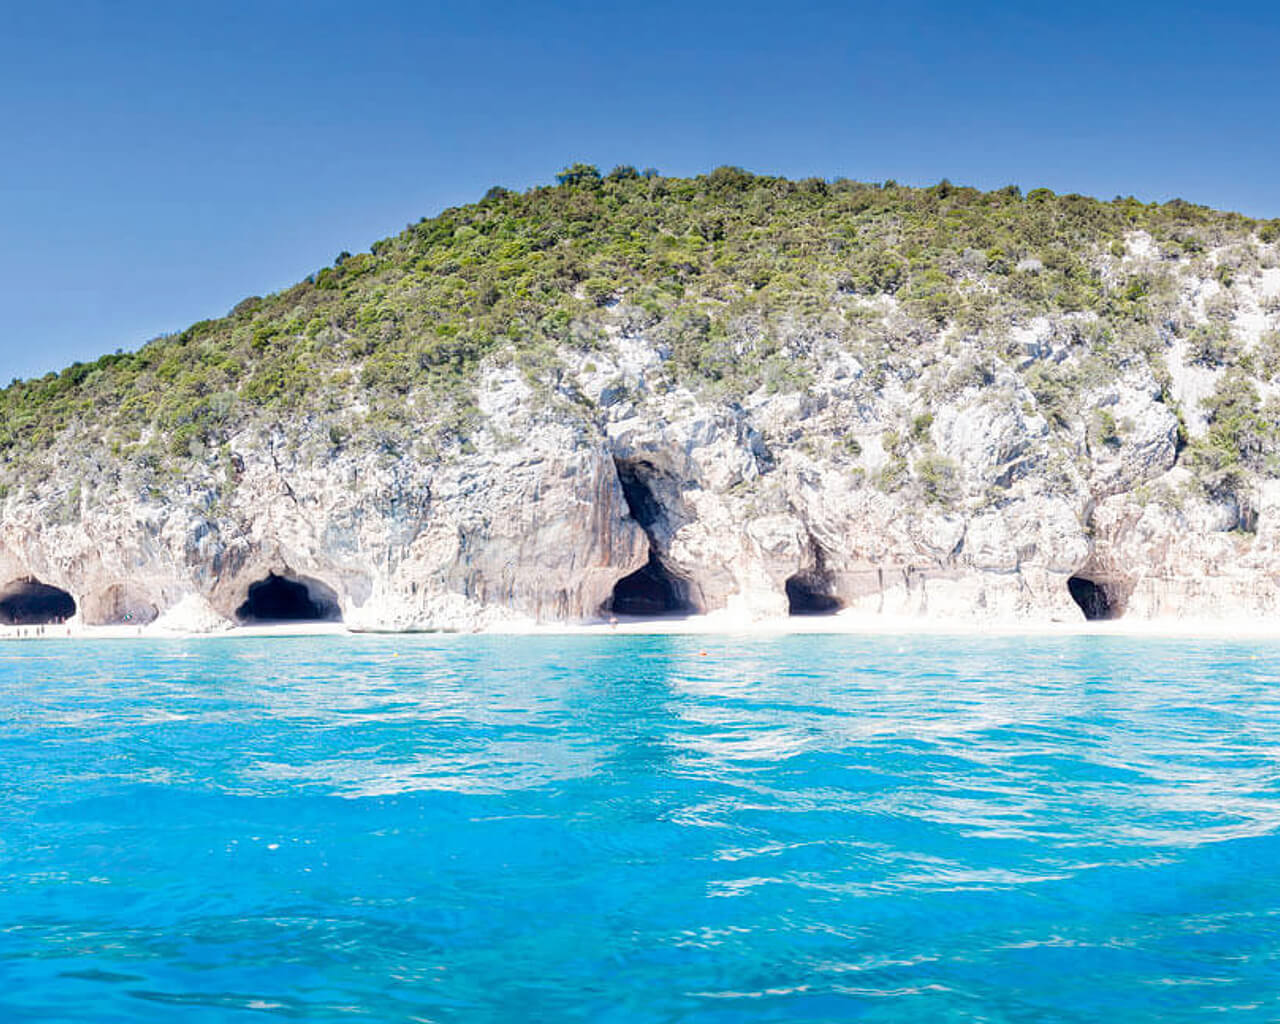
2,611,1279,642
493,610,1280,640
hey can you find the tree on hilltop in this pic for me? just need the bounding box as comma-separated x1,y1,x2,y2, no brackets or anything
556,163,602,187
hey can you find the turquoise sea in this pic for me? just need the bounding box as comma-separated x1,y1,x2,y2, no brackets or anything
1,634,1278,1022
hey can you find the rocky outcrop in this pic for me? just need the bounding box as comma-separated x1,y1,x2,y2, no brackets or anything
0,401,649,630
2,233,1278,631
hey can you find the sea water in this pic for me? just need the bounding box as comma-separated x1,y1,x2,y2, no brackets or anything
1,634,1278,1022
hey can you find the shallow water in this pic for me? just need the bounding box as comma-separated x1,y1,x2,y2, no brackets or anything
1,634,1278,1022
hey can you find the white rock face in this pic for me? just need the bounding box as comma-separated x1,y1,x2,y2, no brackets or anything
0,409,648,632
2,257,1278,631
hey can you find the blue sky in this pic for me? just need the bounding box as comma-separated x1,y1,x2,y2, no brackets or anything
2,0,1278,380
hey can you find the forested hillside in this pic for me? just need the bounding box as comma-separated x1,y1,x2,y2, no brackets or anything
4,167,1276,504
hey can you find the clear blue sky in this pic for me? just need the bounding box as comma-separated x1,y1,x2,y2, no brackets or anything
3,0,1278,380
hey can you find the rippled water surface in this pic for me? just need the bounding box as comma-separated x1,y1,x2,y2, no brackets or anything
2,634,1279,1021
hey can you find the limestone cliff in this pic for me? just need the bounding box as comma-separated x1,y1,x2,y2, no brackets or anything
1,171,1278,629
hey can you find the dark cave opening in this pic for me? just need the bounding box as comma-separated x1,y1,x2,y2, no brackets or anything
236,573,342,624
1067,575,1120,621
0,579,76,625
613,457,667,530
785,572,842,615
606,457,697,617
606,553,694,617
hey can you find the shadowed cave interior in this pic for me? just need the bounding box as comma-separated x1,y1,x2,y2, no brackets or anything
236,573,342,623
0,579,76,625
785,572,842,615
607,553,694,617
605,458,695,617
1067,575,1123,621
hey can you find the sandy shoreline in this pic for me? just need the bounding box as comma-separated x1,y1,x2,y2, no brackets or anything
2,612,1279,642
494,612,1280,641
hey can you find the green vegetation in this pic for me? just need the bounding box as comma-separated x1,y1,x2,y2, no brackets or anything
1189,369,1280,480
1,165,1277,503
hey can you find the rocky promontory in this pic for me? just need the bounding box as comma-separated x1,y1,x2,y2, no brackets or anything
1,167,1277,630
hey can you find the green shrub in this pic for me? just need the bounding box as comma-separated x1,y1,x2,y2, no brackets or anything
1187,324,1239,367
583,277,617,306
902,269,958,323
1090,408,1121,449
556,163,602,187
1253,331,1280,380
915,452,960,504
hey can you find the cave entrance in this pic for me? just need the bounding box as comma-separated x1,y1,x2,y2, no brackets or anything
235,573,342,624
605,456,697,618
0,579,76,625
785,572,842,615
606,553,694,617
1067,575,1122,621
614,458,666,531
